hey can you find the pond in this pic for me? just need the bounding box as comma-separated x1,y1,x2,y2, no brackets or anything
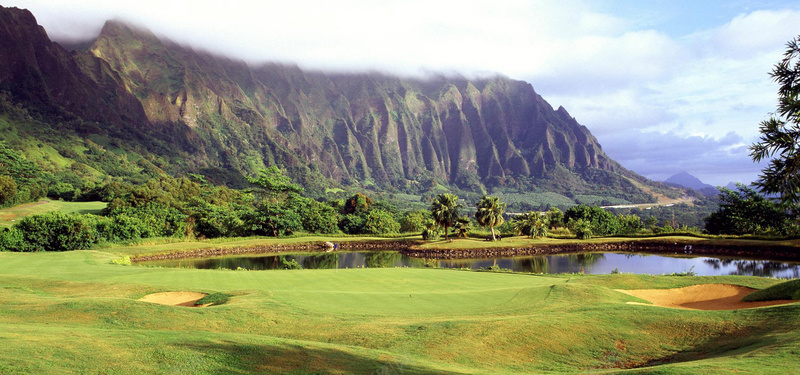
140,251,800,278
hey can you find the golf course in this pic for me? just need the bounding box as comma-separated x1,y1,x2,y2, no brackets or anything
1,243,799,374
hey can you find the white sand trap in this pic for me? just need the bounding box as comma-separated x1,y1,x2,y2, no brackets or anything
617,284,797,311
139,292,208,307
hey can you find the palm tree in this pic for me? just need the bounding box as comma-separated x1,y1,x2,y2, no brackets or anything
513,212,536,237
475,195,506,241
454,216,472,238
513,211,548,238
430,193,461,241
531,217,549,239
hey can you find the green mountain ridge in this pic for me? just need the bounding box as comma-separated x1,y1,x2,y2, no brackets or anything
0,5,676,203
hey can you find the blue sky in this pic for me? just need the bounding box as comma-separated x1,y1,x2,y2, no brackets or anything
8,0,800,186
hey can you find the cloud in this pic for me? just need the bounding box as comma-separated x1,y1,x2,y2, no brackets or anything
5,0,800,186
600,130,767,185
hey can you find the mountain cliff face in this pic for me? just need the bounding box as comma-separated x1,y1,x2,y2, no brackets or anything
0,6,661,200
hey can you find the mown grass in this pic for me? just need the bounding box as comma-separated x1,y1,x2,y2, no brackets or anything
0,249,798,374
0,198,107,227
742,278,800,302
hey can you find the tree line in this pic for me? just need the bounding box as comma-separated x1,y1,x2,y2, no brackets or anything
0,164,796,252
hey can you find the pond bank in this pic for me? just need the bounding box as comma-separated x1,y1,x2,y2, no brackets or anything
402,240,800,261
130,240,416,262
130,237,800,263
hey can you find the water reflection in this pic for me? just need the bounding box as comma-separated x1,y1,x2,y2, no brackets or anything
142,251,800,278
703,258,800,278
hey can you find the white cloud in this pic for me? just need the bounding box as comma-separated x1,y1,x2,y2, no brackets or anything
5,0,800,186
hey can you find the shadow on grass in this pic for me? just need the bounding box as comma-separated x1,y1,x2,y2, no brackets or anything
636,304,800,371
173,340,463,375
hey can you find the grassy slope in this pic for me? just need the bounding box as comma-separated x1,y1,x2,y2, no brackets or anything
0,250,798,374
0,198,107,227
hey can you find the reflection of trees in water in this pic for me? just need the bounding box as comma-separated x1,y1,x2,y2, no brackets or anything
703,258,800,277
568,253,605,266
302,253,340,269
200,255,280,270
545,253,607,273
364,252,401,268
514,257,550,273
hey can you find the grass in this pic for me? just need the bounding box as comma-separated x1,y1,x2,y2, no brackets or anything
0,199,107,228
0,248,798,374
742,278,800,302
194,292,233,306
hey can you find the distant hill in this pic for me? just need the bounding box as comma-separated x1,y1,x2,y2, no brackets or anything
0,5,678,203
664,172,718,197
665,172,714,191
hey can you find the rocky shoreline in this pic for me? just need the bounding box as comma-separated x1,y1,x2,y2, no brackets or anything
131,238,800,263
401,241,800,261
130,240,416,262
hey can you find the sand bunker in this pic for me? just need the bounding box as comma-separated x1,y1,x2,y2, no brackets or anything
617,284,797,311
139,292,208,307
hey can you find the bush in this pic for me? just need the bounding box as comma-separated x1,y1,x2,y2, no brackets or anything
195,292,233,306
15,211,100,251
399,210,430,233
96,215,147,242
422,228,440,240
110,255,132,266
363,209,400,234
106,202,188,238
339,214,366,235
243,204,302,237
0,227,24,251
295,198,340,234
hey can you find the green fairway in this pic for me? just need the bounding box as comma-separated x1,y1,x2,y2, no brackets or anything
0,250,798,374
0,199,107,227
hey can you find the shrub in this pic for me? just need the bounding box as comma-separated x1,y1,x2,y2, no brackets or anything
195,292,233,306
96,215,146,242
295,198,340,234
15,211,100,251
0,227,24,251
363,209,400,234
110,255,132,266
422,228,439,240
339,214,366,235
399,210,430,233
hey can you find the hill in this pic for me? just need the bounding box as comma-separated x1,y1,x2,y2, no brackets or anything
665,172,718,197
0,5,677,203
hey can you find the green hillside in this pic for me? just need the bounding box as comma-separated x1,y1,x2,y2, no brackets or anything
0,5,678,204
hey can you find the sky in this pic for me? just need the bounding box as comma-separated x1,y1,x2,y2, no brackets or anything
7,0,800,186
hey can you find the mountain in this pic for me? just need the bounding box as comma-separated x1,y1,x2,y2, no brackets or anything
664,172,717,197
0,6,675,202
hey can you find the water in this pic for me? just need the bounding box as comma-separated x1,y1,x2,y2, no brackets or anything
140,251,800,278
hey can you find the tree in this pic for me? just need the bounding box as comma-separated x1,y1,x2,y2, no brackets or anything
247,166,303,207
244,203,302,237
750,35,800,206
0,175,17,205
363,209,401,234
545,207,564,228
429,193,461,241
399,210,431,233
454,216,472,238
294,197,340,234
569,218,593,239
531,217,549,239
247,167,304,237
564,205,620,236
513,212,536,237
475,195,506,241
704,185,793,235
513,212,548,239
